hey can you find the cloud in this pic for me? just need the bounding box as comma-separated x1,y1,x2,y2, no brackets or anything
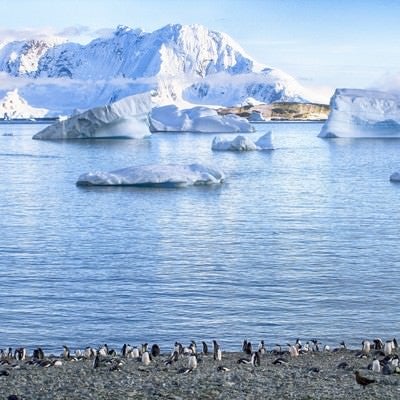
56,25,91,38
369,71,400,95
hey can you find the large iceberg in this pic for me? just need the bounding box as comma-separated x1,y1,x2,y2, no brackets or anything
319,89,400,138
33,93,152,140
76,163,225,187
212,132,274,151
149,105,255,133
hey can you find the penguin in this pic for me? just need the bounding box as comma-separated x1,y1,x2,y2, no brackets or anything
164,350,179,367
372,358,381,373
251,351,261,367
382,363,393,375
63,345,70,360
188,353,198,371
373,338,383,350
98,344,108,357
245,341,252,355
213,340,222,361
33,348,44,360
174,342,183,355
14,348,26,361
242,339,248,353
121,344,131,358
393,338,398,349
202,341,208,355
258,340,266,355
93,353,100,369
273,357,288,365
384,340,394,356
131,347,140,359
141,350,151,366
151,344,160,357
362,340,371,354
288,344,299,357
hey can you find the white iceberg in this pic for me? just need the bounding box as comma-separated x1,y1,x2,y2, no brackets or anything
248,110,268,122
319,89,400,138
212,132,274,151
33,93,152,140
149,105,255,133
390,172,400,182
76,163,225,187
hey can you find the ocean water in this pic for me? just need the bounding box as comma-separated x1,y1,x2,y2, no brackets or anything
1,122,399,354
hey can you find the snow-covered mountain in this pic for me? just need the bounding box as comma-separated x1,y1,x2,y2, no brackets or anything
0,24,322,116
0,89,48,118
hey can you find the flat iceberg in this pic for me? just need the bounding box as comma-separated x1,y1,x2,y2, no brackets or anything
33,93,152,140
76,163,225,187
212,132,274,151
319,89,400,138
149,105,255,133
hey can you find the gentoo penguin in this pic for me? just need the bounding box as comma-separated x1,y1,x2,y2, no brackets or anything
63,345,70,360
151,344,160,357
213,340,222,361
174,342,183,355
14,348,26,361
251,351,261,367
288,343,299,357
98,344,108,357
362,340,371,354
202,341,208,355
384,340,394,356
188,353,198,371
121,344,132,358
373,338,383,350
258,340,266,355
141,349,151,366
372,358,381,373
164,350,179,367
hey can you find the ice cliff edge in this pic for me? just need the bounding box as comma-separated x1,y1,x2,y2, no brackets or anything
33,93,152,140
318,89,400,138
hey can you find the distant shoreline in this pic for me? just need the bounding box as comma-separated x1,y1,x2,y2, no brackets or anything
0,118,59,125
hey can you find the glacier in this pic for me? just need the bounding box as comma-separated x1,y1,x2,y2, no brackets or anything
319,89,400,138
149,105,254,132
211,132,274,151
76,163,225,187
32,93,152,140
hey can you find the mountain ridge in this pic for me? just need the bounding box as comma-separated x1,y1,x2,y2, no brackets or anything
0,23,324,117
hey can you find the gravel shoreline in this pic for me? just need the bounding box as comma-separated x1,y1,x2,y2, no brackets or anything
1,345,400,399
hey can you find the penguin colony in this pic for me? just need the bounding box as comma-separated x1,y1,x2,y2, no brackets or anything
0,337,399,390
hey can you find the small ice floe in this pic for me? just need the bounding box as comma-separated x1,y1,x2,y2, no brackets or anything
390,172,400,182
248,110,268,122
212,131,274,151
76,163,225,187
149,104,254,133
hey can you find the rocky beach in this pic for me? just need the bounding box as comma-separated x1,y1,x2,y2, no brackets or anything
1,342,400,399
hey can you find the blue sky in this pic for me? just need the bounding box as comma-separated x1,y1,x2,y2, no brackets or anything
0,0,399,96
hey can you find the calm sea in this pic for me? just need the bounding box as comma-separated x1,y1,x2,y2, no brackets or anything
1,122,399,354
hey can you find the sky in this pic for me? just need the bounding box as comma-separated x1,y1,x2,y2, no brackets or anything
0,0,399,100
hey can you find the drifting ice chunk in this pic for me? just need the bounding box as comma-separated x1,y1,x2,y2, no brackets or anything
33,93,152,140
149,105,254,133
76,163,225,187
390,172,400,182
319,89,400,138
212,131,274,151
248,110,268,122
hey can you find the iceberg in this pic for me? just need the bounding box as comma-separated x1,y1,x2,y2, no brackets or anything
212,132,274,151
319,89,400,138
149,105,255,133
32,93,152,140
248,110,268,122
76,163,225,187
